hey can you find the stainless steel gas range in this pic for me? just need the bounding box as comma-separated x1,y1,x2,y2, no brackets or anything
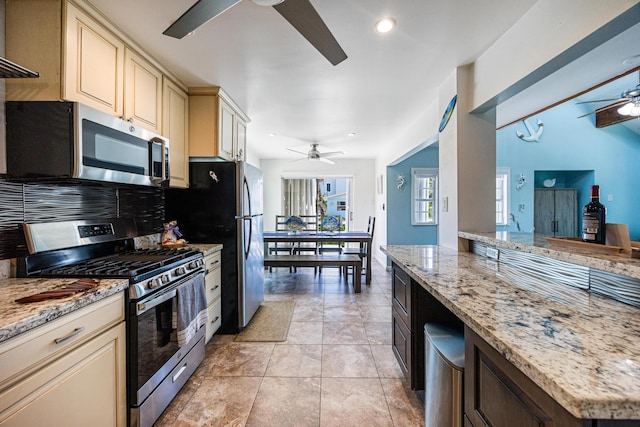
17,218,206,427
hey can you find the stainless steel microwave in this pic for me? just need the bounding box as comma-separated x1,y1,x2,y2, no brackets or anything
5,101,169,187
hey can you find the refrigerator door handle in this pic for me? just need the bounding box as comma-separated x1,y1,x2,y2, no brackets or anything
243,176,252,217
244,217,252,260
235,214,262,220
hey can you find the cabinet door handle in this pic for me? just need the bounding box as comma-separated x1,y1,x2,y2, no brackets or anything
54,326,85,344
211,316,220,324
210,285,220,291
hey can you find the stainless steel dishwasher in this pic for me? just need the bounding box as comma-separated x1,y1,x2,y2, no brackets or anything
424,323,465,427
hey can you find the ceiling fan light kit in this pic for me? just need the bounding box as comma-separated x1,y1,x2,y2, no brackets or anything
287,143,343,164
617,101,640,116
163,0,347,65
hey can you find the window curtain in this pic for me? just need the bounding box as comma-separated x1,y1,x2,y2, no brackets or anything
282,178,317,217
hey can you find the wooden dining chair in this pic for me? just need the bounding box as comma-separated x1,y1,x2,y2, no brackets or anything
343,216,375,279
318,215,343,255
268,215,295,272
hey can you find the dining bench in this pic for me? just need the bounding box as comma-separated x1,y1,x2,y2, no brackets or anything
263,254,362,292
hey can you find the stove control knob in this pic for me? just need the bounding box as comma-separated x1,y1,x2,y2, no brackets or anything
161,275,170,284
175,267,186,276
148,278,163,289
188,260,202,270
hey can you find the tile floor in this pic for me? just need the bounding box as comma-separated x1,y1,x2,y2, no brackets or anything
156,262,424,426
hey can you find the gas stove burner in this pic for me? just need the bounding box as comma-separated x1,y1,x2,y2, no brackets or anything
41,247,202,282
17,218,205,301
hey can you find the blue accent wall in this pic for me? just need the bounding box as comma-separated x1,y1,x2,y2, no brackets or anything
497,100,640,239
387,146,439,245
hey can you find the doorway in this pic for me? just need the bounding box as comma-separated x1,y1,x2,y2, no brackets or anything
281,177,352,231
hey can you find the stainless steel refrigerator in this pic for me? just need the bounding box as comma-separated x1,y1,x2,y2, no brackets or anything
165,160,264,333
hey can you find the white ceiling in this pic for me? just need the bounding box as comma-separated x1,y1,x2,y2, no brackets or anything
86,0,539,161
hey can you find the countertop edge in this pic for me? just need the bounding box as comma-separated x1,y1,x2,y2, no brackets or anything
0,278,129,344
459,231,640,280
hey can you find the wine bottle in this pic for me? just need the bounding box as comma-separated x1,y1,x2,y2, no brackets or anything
582,185,606,244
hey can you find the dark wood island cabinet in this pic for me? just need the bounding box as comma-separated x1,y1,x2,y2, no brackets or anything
391,262,462,393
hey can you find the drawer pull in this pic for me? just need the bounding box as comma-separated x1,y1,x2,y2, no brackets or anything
211,316,220,324
54,326,85,344
172,363,188,383
210,285,220,291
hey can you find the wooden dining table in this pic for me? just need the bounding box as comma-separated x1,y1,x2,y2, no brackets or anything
263,231,373,285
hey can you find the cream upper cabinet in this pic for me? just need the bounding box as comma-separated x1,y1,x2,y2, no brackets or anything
163,79,190,188
189,87,250,161
236,117,247,162
64,2,125,117
6,1,169,134
124,48,163,133
219,99,236,160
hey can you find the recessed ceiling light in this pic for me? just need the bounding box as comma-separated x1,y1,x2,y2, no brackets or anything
347,132,356,137
375,18,396,33
268,133,277,137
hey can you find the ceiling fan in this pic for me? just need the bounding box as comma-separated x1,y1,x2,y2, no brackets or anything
577,77,640,118
288,143,343,164
163,0,347,66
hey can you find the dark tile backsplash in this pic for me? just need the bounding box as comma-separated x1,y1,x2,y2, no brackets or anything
0,177,164,259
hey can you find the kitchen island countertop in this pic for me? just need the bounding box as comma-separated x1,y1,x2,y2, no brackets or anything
0,277,128,343
382,244,640,420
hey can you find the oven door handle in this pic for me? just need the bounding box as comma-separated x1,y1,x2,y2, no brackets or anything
136,271,203,315
137,288,176,315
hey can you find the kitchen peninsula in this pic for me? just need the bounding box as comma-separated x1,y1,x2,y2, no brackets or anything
382,236,640,425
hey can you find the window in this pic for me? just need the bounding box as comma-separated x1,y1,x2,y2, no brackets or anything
496,168,509,225
412,168,438,225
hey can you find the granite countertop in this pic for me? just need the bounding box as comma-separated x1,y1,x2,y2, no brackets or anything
0,278,129,344
185,243,223,257
459,230,640,279
382,244,640,420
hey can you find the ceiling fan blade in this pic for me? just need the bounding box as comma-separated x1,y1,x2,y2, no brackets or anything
287,148,309,155
273,0,347,66
319,150,343,157
318,157,335,164
577,100,631,118
577,111,598,118
163,0,241,39
596,99,632,110
576,97,627,104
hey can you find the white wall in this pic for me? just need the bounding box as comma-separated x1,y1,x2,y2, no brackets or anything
472,0,638,111
373,100,440,266
259,158,375,234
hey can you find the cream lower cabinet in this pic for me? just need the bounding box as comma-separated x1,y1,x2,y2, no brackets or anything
0,293,126,427
163,79,190,188
189,87,250,161
204,251,223,342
